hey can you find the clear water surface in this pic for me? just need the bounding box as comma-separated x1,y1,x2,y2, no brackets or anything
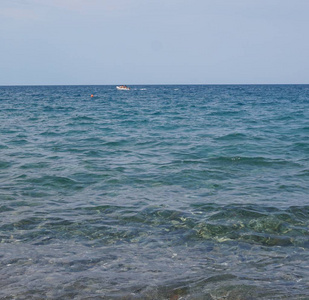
0,85,308,299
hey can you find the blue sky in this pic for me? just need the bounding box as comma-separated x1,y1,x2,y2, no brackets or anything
1,0,308,85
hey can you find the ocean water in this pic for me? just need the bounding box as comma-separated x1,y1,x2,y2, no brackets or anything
0,85,308,299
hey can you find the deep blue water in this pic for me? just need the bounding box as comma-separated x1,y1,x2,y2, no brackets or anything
0,85,308,299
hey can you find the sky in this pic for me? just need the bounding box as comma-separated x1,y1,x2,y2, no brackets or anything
1,0,309,85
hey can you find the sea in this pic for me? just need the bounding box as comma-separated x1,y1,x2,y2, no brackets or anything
0,85,308,299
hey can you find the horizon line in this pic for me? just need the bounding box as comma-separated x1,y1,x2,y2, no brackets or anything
1,83,308,87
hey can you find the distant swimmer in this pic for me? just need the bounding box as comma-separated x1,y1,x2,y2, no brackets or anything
91,94,94,98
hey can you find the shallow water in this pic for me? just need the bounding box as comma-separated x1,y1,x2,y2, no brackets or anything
0,85,309,299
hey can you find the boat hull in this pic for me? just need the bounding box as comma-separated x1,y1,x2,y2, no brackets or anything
116,86,130,90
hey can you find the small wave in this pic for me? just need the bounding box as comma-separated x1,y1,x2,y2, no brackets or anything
8,139,29,146
296,169,309,177
292,142,309,151
19,162,49,169
103,139,130,147
0,205,14,213
39,131,61,137
25,175,83,190
72,115,96,121
207,156,299,167
216,132,247,141
0,160,12,169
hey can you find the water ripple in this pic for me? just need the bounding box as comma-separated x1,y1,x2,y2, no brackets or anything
0,85,309,299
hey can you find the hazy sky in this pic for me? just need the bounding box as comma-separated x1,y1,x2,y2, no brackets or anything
1,0,308,85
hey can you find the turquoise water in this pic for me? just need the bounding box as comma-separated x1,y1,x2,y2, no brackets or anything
0,85,308,299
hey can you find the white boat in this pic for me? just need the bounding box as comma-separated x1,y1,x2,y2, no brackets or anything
116,85,130,90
